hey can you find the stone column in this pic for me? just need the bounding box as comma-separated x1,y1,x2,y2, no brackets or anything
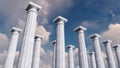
52,40,56,68
113,45,120,67
17,2,41,68
103,40,117,68
53,16,68,68
90,34,105,68
89,52,97,68
4,27,22,68
66,45,75,68
32,34,43,68
74,26,89,68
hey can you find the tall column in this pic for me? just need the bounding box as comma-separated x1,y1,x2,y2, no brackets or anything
103,40,117,68
90,34,105,68
89,52,97,68
52,40,56,68
66,45,75,68
32,34,43,68
74,26,89,68
4,27,22,68
53,16,68,68
17,2,41,68
113,45,120,67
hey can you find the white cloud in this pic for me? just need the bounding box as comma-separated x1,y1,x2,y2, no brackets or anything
0,33,8,46
0,0,74,68
0,33,8,52
36,25,51,43
81,21,99,29
16,19,25,29
73,48,79,68
0,0,73,27
101,23,120,45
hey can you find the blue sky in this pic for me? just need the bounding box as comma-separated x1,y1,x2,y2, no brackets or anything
48,0,120,51
0,0,120,68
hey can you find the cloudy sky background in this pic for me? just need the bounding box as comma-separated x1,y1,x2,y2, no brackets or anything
0,0,120,68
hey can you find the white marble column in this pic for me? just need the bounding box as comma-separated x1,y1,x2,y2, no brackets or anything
74,26,89,68
52,40,56,68
90,34,105,68
17,2,41,68
103,40,117,68
4,27,22,68
89,52,97,68
32,34,43,68
66,45,75,68
113,45,120,67
53,16,68,68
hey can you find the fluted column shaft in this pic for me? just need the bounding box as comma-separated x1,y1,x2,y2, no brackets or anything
103,40,116,68
32,35,43,68
67,45,75,68
113,45,120,67
52,40,56,68
90,34,105,68
4,27,22,68
17,2,41,68
74,26,89,68
54,16,68,68
89,52,97,68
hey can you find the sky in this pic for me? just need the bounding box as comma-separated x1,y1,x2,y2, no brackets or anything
0,0,120,68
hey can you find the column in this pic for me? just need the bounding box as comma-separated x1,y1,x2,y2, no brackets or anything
66,45,75,68
89,52,97,68
52,40,56,68
32,34,43,68
103,40,117,68
74,26,89,68
17,1,42,68
4,27,22,68
113,45,120,67
90,33,105,68
53,16,68,68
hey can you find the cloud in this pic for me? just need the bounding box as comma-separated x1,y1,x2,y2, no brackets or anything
0,33,8,52
0,0,74,68
0,0,73,27
36,25,51,42
16,19,25,29
81,21,99,29
0,33,8,46
73,48,79,68
101,23,120,45
110,11,116,17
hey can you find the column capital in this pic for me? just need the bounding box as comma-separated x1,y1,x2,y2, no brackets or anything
66,45,75,48
89,52,94,55
113,44,120,48
26,1,42,11
103,40,112,44
89,33,101,39
53,16,68,23
35,34,43,40
52,40,56,45
74,26,87,32
11,27,22,33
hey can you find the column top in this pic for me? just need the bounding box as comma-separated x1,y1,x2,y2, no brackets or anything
89,33,101,38
74,26,87,32
52,40,56,45
103,40,112,44
89,52,94,55
11,27,22,33
66,45,75,48
53,16,68,23
26,1,42,11
35,34,43,39
113,44,120,48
